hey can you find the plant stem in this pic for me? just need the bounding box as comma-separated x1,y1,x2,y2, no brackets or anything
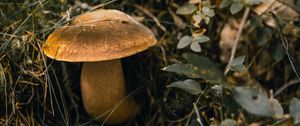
225,7,250,75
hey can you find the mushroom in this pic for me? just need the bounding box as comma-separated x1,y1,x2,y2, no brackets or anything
42,9,157,124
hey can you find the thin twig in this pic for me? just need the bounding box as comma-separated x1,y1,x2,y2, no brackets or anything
88,0,118,12
193,103,204,126
269,12,300,80
185,85,209,125
274,79,300,97
134,4,167,32
224,8,250,75
269,12,300,96
159,45,168,66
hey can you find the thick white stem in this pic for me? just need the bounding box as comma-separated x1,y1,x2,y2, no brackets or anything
81,59,138,124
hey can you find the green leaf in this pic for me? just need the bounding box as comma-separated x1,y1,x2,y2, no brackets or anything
296,1,300,12
220,119,237,126
290,97,300,124
177,35,192,49
244,0,262,5
219,0,233,8
272,44,285,62
204,16,210,24
230,2,244,14
176,4,197,15
202,7,215,17
167,79,201,95
193,35,210,43
211,85,222,96
257,27,272,46
182,53,226,83
269,98,283,117
233,86,274,117
190,42,202,52
231,64,245,72
164,54,226,84
202,0,211,7
232,55,245,65
162,64,200,78
229,56,246,72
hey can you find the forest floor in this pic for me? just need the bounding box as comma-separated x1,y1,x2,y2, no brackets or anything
1,0,300,125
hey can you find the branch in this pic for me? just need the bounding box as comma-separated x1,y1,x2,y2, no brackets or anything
224,7,250,75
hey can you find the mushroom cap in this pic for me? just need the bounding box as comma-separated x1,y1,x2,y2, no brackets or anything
43,9,157,62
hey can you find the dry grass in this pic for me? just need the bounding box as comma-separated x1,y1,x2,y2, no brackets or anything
1,0,300,125
0,0,174,125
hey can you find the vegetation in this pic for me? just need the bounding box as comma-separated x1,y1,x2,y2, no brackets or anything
1,0,300,125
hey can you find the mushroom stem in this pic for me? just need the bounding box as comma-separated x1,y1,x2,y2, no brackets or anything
80,59,138,124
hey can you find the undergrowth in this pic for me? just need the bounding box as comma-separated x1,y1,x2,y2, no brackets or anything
1,0,300,125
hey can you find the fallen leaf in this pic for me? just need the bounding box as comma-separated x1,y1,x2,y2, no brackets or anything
233,86,274,117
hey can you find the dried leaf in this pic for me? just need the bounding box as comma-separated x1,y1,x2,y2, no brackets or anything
253,0,275,15
192,12,204,27
193,28,207,37
269,1,299,21
168,8,185,29
219,20,239,62
189,0,201,4
254,0,299,26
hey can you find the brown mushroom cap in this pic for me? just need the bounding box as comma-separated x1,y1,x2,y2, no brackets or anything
43,9,157,62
